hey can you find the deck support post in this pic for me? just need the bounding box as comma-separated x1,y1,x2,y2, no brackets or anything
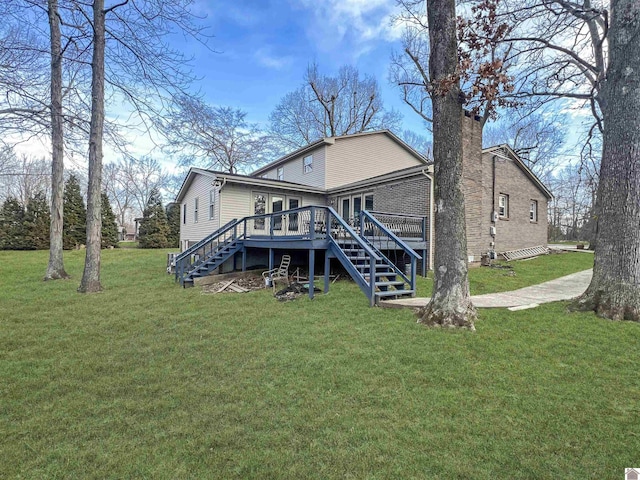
324,249,330,294
308,249,315,300
241,247,246,272
269,248,274,272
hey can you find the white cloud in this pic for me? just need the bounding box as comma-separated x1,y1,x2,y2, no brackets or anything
254,47,294,70
293,0,402,54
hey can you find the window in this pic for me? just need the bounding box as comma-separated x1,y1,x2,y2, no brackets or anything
530,200,538,222
498,194,509,218
364,193,374,211
209,190,215,220
183,204,187,224
277,167,284,181
254,193,266,230
194,197,199,223
303,154,313,174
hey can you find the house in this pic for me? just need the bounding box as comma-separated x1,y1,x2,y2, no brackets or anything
173,112,551,305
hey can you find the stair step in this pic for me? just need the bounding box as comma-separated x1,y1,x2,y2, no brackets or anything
374,289,414,298
375,280,406,287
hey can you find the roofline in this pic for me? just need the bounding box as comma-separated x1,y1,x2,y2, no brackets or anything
251,130,429,176
211,171,325,194
483,144,553,199
250,138,330,176
174,167,216,203
175,167,325,203
328,164,433,194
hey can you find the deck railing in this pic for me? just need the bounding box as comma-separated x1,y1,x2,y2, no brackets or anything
242,205,330,239
360,210,422,292
326,207,381,304
174,218,241,284
367,211,427,240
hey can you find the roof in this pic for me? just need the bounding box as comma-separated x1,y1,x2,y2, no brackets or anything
250,129,429,176
483,144,553,199
174,167,325,203
328,164,433,194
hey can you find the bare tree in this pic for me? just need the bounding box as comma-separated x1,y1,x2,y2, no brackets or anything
391,0,516,128
483,110,566,178
78,0,106,293
269,63,402,150
122,156,170,215
401,129,433,159
163,97,272,173
572,0,640,321
103,161,132,227
0,154,51,205
417,0,476,329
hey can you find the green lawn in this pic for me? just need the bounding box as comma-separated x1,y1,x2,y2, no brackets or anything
415,250,594,297
1,249,638,479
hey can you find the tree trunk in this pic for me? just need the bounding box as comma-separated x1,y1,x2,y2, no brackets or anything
44,0,69,281
417,0,476,330
572,0,640,321
78,0,105,293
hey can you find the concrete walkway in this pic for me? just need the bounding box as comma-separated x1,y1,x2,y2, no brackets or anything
381,269,593,310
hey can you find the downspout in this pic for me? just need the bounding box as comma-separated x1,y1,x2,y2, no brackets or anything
216,177,227,232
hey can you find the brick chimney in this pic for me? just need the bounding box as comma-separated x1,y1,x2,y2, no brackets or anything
460,111,485,261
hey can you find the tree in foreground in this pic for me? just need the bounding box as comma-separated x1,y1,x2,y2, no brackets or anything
138,189,170,249
417,0,476,330
63,175,86,250
572,0,640,321
101,192,119,248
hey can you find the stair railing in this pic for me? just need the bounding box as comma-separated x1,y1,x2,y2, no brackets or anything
175,218,242,284
359,210,422,293
326,207,381,306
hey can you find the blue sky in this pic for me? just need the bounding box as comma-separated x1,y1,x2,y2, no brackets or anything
182,0,426,134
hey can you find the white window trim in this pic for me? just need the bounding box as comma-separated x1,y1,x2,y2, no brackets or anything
303,154,313,174
530,200,538,222
498,194,509,218
209,190,215,220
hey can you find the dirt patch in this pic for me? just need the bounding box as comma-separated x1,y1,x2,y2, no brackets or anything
201,275,265,294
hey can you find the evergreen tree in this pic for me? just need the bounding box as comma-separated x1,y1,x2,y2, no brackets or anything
138,188,169,248
166,202,180,248
24,192,51,250
63,174,86,250
101,192,119,248
0,197,28,250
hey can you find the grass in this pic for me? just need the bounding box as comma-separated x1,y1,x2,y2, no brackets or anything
1,248,638,479
415,250,594,297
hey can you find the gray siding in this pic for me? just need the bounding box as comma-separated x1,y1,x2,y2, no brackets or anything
260,146,326,188
325,134,424,189
179,173,220,250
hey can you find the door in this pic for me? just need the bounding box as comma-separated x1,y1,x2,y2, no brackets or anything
288,197,300,232
341,197,350,222
272,195,284,230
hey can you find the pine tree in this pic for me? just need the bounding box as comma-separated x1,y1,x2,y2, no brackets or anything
24,192,51,250
166,202,180,248
101,192,119,248
138,188,169,248
63,174,86,250
0,197,28,250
